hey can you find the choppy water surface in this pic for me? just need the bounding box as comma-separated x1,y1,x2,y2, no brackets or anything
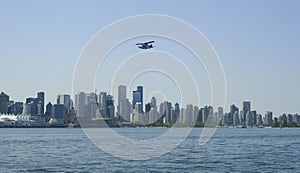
0,128,299,172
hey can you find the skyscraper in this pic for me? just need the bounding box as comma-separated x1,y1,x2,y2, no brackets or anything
193,106,199,124
202,106,209,123
233,111,239,126
146,97,158,123
106,94,114,118
246,111,253,127
145,103,151,113
132,86,143,112
172,103,180,123
120,98,130,121
53,104,64,124
150,97,157,110
264,111,273,126
208,106,214,124
185,104,193,124
161,101,172,123
0,92,9,114
118,85,126,113
257,114,263,126
252,110,257,125
217,107,224,123
57,94,72,109
12,102,23,115
242,101,251,123
45,102,53,122
134,102,143,122
75,92,86,118
230,104,239,126
37,92,45,115
24,97,38,115
99,92,107,118
197,108,203,123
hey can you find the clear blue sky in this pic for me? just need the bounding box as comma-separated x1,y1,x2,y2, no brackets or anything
1,0,300,116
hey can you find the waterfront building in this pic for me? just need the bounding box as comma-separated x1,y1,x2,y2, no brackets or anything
57,94,75,122
274,117,278,125
233,111,239,126
246,111,252,127
180,108,185,124
217,107,224,123
106,94,115,118
23,103,31,115
252,110,257,125
207,106,214,124
149,107,158,123
37,92,45,115
0,92,9,114
223,113,228,126
161,101,172,123
57,94,72,109
86,92,98,118
230,104,239,126
257,114,263,126
287,114,293,123
74,92,86,118
145,103,151,113
197,108,203,123
279,114,288,126
118,85,126,113
150,97,157,110
264,111,273,126
193,106,199,124
202,106,209,123
134,102,143,122
120,98,130,121
242,101,251,123
24,97,37,115
99,92,107,118
53,104,64,124
172,103,180,123
294,114,300,125
0,113,31,126
185,104,193,124
45,102,53,122
159,102,164,116
132,86,143,112
12,102,23,115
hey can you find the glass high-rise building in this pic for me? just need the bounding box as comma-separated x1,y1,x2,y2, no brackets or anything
132,86,143,112
120,98,130,121
185,104,193,124
242,101,251,123
53,104,64,124
74,92,86,118
99,92,107,118
37,92,45,115
57,94,72,109
118,85,126,113
172,103,180,123
230,104,239,125
264,111,273,126
106,94,114,118
0,92,9,114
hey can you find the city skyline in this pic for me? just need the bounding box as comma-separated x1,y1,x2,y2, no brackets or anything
2,88,299,119
1,84,300,122
1,1,300,117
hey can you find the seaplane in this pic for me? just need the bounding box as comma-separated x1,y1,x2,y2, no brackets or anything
136,41,155,49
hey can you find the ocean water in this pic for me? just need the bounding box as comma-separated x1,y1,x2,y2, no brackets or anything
0,128,299,172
